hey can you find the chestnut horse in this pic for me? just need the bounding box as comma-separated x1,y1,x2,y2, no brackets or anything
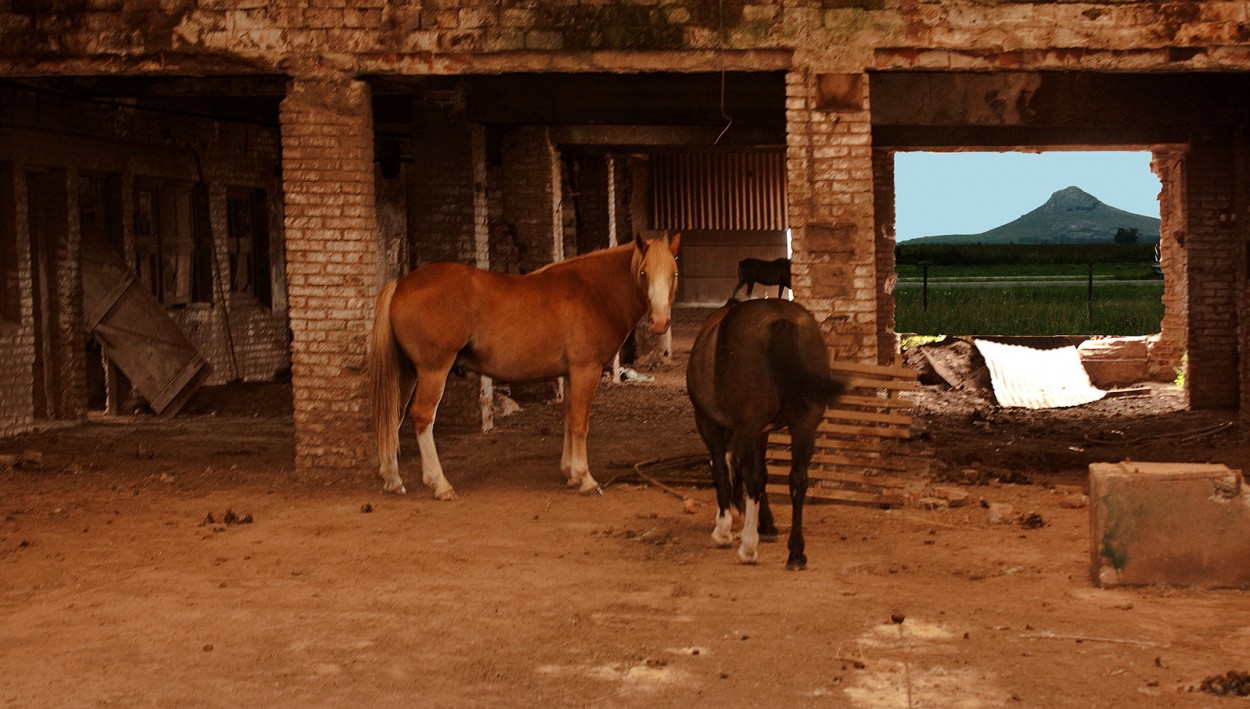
686,298,844,569
369,234,681,499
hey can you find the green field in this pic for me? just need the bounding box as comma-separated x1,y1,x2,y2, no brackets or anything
896,262,1159,281
894,284,1164,336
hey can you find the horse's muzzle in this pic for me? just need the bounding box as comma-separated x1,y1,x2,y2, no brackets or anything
648,315,671,334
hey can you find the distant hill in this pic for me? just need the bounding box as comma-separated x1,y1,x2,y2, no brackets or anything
908,186,1161,245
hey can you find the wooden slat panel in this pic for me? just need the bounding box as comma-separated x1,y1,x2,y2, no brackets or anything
842,375,916,391
821,408,914,426
766,465,906,488
772,432,899,453
767,449,913,472
838,394,914,410
651,152,787,231
817,421,912,439
766,484,905,508
830,360,917,378
765,357,920,495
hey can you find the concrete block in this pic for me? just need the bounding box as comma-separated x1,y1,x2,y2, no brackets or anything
1078,336,1150,386
1090,462,1250,588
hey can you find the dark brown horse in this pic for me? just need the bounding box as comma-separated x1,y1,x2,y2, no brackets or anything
686,298,844,569
369,234,681,499
730,257,791,300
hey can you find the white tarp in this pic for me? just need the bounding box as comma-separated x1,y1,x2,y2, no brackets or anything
973,339,1107,409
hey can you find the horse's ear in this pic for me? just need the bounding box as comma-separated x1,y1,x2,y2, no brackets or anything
633,233,649,254
668,232,681,254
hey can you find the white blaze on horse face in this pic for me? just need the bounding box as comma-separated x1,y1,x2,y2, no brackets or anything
738,497,760,564
712,509,734,547
643,247,678,334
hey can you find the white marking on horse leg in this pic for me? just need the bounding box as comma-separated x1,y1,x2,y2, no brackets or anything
416,425,456,501
737,497,760,564
560,401,575,484
569,435,601,494
564,367,601,495
379,457,407,495
711,509,734,547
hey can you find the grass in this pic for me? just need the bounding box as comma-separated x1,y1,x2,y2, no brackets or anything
895,284,1164,336
895,262,1159,281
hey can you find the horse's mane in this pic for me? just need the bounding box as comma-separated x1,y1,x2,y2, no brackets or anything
529,243,634,276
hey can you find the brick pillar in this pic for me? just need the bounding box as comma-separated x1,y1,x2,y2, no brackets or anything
872,147,897,364
408,99,492,431
1183,130,1240,410
786,69,877,363
1148,150,1187,382
280,78,381,472
502,126,562,273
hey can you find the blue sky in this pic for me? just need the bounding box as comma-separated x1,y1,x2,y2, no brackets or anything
893,151,1162,241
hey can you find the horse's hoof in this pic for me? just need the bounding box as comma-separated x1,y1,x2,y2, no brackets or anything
711,531,734,548
382,482,407,495
786,557,808,571
737,547,759,565
578,479,603,496
759,532,779,543
434,487,458,501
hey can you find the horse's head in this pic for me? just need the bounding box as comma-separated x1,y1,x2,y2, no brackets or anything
633,233,681,334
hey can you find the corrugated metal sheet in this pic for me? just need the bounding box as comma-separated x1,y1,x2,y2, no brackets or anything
652,152,787,231
974,339,1106,409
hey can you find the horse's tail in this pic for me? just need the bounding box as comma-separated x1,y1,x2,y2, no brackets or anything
369,280,404,472
768,319,845,405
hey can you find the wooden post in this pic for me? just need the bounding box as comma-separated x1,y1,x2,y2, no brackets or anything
922,263,929,312
1087,262,1094,320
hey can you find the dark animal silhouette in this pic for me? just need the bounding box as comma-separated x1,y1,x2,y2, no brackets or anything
730,257,790,300
685,298,845,570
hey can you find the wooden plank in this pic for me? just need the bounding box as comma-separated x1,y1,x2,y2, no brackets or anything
829,360,917,379
766,464,906,489
838,394,914,410
821,408,913,426
767,449,913,472
817,421,912,439
80,233,211,415
766,483,905,508
842,375,917,391
772,432,900,453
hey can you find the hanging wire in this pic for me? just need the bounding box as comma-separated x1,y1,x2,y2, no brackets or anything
714,0,734,145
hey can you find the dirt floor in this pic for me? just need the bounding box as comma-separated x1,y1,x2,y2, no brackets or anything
3,307,1250,707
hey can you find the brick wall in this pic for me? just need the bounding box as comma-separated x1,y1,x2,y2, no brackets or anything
280,78,381,471
0,161,34,437
174,126,290,387
786,70,878,363
502,126,562,273
1182,131,1241,410
1149,150,1188,383
407,99,492,431
0,86,289,436
872,147,898,365
12,1,1250,77
410,101,483,266
5,0,1250,448
570,156,614,255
